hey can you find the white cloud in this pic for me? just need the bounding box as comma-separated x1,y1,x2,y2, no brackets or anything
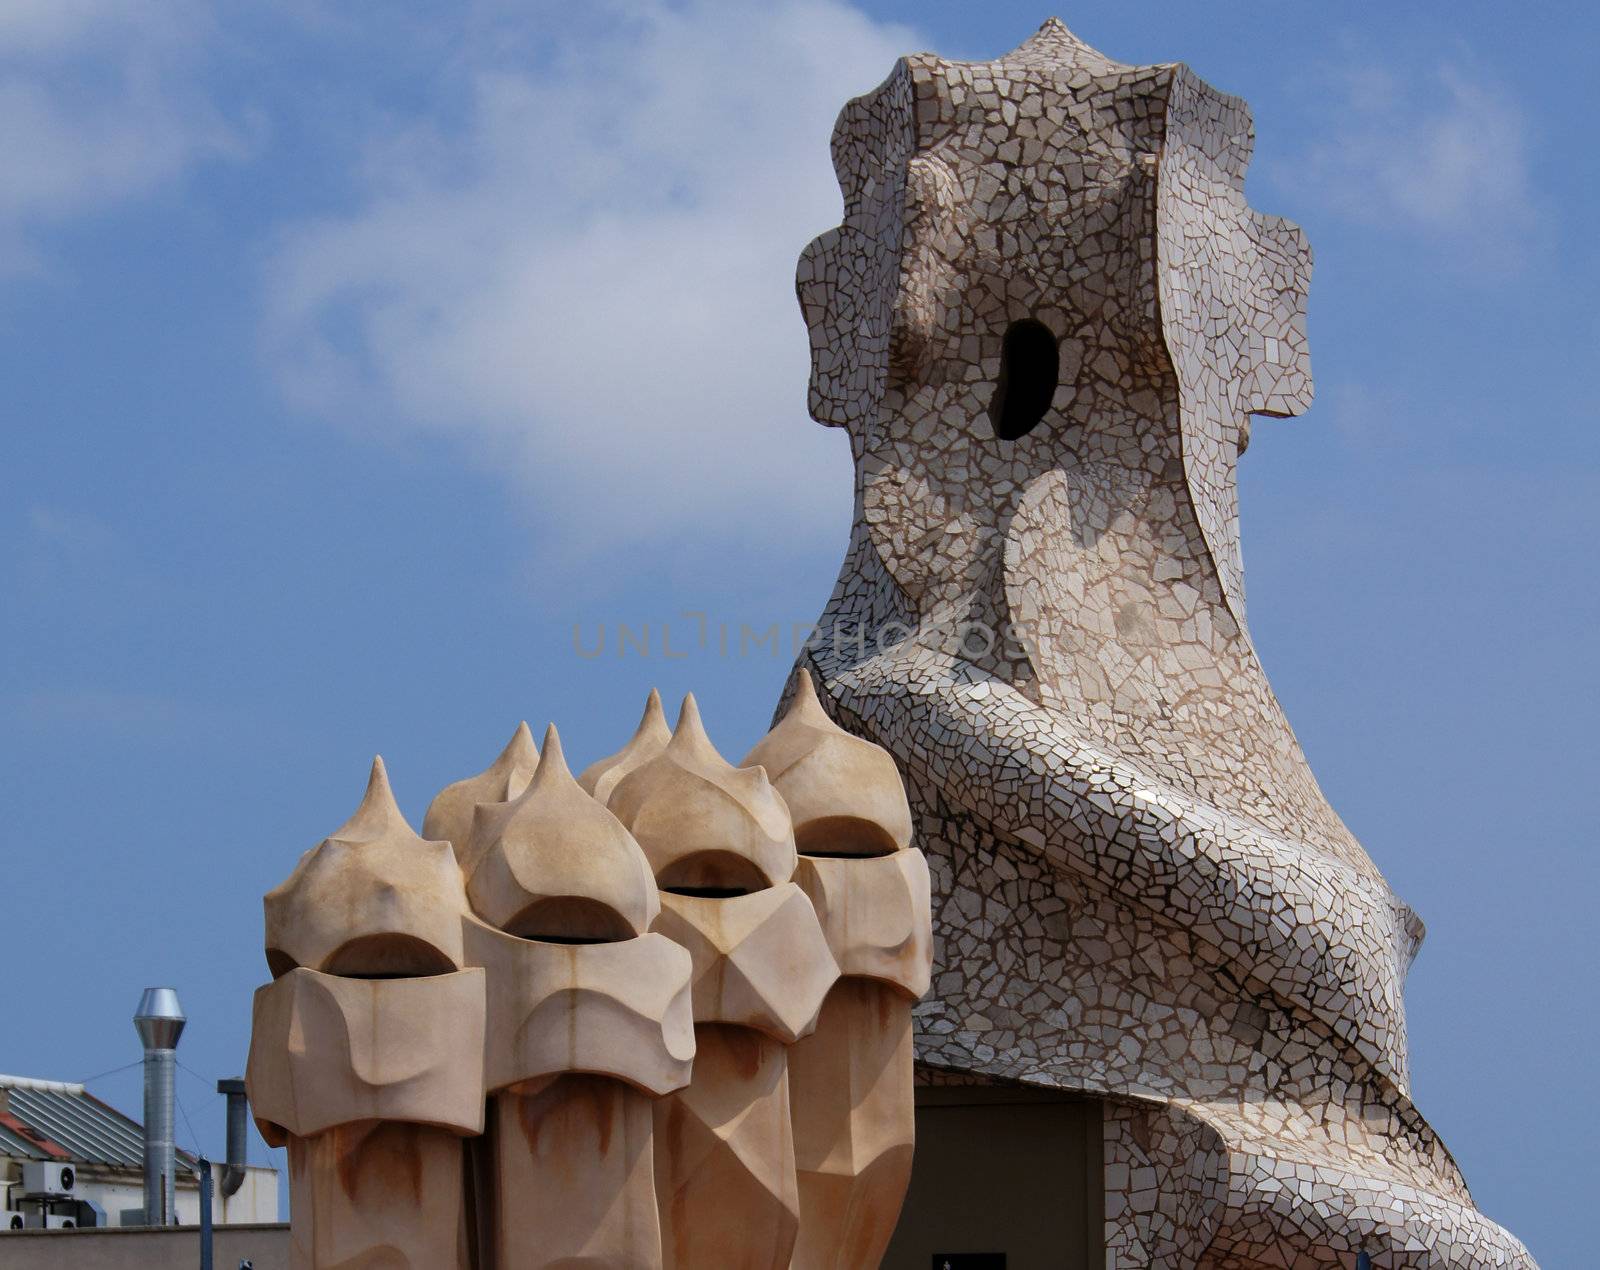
263,0,917,551
1291,61,1538,265
0,0,244,275
0,0,142,54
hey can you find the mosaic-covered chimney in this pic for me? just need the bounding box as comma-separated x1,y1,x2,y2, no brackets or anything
785,15,1536,1266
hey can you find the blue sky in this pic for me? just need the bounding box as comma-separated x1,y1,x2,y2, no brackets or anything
1,1,1594,1260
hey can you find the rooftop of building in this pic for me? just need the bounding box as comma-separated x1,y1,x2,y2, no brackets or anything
0,1074,197,1179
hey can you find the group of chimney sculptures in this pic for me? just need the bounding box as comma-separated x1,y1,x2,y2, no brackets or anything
248,15,1537,1270
246,678,931,1268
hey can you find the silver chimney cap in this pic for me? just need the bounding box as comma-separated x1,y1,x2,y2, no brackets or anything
133,987,186,1050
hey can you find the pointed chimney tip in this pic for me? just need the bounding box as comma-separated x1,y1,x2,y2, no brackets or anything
536,723,571,778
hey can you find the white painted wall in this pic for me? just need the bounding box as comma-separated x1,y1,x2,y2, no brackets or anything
4,1159,278,1227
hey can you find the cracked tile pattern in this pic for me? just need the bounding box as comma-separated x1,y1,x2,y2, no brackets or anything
785,18,1535,1268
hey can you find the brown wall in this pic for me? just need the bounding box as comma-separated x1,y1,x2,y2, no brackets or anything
884,1087,1105,1270
0,1223,289,1269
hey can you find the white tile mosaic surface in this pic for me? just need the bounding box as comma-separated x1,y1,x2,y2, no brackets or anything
785,19,1535,1268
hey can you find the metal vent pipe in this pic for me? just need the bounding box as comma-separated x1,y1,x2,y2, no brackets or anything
217,1078,248,1197
133,987,185,1226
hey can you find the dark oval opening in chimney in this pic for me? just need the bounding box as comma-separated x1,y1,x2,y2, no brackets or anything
989,318,1059,441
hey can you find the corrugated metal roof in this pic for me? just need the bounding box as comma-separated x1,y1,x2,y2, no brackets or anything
0,1116,55,1160
0,1075,196,1177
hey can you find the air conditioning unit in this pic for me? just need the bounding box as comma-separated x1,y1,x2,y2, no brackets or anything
21,1161,76,1197
18,1210,77,1230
